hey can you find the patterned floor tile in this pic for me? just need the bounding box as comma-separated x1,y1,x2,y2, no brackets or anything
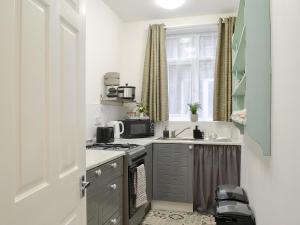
141,209,216,225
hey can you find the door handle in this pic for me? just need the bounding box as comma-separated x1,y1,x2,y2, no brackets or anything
81,176,90,198
110,162,118,168
95,169,102,176
110,218,117,224
110,184,117,190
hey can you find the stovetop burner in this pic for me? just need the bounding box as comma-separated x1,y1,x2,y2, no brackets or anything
86,143,140,151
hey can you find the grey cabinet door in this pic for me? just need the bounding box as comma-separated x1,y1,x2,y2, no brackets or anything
145,144,153,201
87,157,123,225
87,174,100,225
153,144,193,203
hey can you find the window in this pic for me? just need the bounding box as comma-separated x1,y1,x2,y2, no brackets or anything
166,26,217,121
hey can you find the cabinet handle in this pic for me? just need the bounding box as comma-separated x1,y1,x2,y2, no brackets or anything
110,162,117,169
110,218,117,224
189,145,193,150
110,184,117,190
95,169,102,176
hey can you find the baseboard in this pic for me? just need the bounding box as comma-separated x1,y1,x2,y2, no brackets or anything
151,200,193,212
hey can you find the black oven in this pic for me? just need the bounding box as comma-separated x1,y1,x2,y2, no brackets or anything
128,152,147,219
121,119,154,138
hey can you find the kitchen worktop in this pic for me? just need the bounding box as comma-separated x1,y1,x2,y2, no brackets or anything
86,150,125,170
86,137,241,170
113,137,242,146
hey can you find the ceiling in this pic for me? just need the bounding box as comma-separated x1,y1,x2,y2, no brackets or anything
102,0,239,22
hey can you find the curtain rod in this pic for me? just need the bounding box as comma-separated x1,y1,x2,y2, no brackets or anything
165,23,218,30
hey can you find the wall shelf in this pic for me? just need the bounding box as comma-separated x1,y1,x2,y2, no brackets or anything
233,26,246,73
232,74,246,96
232,0,245,50
100,95,136,106
231,0,246,134
231,0,272,156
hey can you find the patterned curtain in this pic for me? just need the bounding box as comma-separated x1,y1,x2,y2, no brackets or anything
213,17,236,121
142,24,169,122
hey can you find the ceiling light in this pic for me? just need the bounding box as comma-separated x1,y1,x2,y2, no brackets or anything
155,0,186,10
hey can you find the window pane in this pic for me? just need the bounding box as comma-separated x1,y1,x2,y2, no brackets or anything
177,36,195,59
168,64,192,120
199,61,215,79
167,27,217,121
166,38,178,59
199,32,217,59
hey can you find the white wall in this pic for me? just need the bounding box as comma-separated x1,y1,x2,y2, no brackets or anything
241,1,300,224
120,13,234,102
85,0,126,140
85,3,238,140
120,13,240,138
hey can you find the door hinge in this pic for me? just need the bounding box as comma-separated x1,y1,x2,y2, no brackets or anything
80,175,90,198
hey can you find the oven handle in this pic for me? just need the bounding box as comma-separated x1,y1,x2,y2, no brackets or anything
131,152,147,164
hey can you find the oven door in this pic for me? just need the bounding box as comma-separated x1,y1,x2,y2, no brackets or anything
128,154,147,218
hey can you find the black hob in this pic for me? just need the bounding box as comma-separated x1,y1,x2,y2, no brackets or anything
86,143,140,152
86,142,146,164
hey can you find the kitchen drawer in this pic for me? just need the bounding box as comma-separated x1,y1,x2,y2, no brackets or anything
87,157,123,183
104,209,122,225
100,176,123,224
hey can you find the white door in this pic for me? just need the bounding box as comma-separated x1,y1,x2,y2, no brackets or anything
0,0,86,225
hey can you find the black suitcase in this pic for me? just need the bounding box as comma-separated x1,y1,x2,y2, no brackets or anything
216,185,249,204
215,201,255,225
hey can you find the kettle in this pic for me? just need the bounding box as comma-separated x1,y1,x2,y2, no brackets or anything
107,121,125,139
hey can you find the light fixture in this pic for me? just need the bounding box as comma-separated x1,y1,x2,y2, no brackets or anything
155,0,186,10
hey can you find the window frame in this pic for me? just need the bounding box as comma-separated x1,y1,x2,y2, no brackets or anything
166,24,218,122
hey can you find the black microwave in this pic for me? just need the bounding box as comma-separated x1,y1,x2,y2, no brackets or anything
121,119,154,138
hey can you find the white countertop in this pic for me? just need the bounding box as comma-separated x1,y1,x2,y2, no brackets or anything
86,137,241,170
113,137,241,146
86,150,125,170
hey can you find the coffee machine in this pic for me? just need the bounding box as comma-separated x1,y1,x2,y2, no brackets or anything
104,72,120,98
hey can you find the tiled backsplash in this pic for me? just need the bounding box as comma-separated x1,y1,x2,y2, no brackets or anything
155,121,241,141
86,104,126,140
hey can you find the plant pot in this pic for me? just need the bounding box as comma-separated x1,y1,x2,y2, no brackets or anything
191,114,198,122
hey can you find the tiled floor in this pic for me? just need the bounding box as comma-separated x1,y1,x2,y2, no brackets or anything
141,209,216,225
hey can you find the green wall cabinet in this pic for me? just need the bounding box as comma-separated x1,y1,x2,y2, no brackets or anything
232,0,272,156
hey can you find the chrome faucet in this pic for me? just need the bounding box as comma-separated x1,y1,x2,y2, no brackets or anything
171,127,191,138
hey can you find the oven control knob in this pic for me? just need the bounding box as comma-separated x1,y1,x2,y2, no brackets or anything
110,184,117,190
95,169,102,176
110,218,117,224
110,162,117,168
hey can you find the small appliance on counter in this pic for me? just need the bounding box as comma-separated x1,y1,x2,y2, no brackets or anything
117,83,136,100
121,118,154,138
107,121,124,139
104,72,120,98
96,126,114,143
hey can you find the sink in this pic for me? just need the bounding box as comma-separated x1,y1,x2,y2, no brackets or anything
161,137,197,141
157,137,232,142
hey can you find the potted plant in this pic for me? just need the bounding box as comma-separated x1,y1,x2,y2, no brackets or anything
136,102,147,118
188,103,201,122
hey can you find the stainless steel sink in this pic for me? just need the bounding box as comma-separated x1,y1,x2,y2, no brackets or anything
157,137,232,142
